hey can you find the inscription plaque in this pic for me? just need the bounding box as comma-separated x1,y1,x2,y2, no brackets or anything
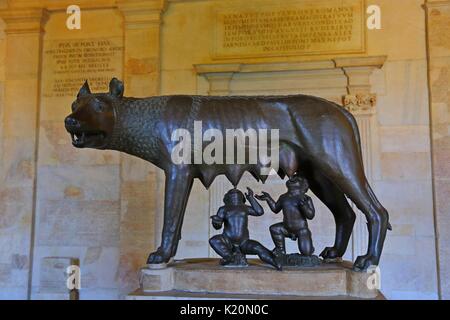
213,0,366,59
43,38,123,98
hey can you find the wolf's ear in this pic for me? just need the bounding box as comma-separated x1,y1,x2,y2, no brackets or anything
109,78,124,98
77,80,91,98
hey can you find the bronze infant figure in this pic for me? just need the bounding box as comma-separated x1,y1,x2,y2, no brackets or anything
257,175,315,258
65,78,391,271
209,188,281,270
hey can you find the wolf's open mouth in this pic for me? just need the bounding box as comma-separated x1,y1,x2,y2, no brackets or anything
70,131,106,147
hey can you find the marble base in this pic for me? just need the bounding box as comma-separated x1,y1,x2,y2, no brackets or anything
31,290,78,300
127,290,385,300
278,254,321,267
129,258,383,300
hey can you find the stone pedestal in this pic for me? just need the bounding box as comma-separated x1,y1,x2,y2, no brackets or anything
127,259,384,300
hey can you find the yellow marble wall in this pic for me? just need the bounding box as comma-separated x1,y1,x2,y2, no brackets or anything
0,6,48,299
0,0,165,299
117,0,165,297
34,8,123,300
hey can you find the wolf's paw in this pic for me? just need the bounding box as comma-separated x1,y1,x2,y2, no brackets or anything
147,248,172,265
274,260,283,271
353,254,379,272
320,247,342,262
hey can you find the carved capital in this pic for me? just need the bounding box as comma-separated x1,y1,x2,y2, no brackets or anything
117,0,167,28
423,0,450,10
0,8,49,34
343,94,377,114
204,72,234,96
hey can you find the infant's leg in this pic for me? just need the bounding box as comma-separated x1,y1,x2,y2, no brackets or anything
269,222,288,254
209,235,233,260
241,240,282,270
297,228,315,256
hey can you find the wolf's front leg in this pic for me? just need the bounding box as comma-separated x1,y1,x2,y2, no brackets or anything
147,166,194,264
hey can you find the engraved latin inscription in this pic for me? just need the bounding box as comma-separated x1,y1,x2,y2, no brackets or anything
43,38,123,98
214,0,365,58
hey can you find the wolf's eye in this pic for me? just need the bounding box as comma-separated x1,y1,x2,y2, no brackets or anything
93,102,104,113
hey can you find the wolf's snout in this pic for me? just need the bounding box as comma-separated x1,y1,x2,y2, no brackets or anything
65,116,79,129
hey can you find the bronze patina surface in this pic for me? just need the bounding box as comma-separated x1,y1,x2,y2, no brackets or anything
65,78,391,271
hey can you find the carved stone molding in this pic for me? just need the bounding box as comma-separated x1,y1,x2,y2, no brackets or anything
117,0,167,28
0,8,49,34
343,94,377,115
195,56,386,103
4,0,116,10
3,0,167,11
0,0,168,29
424,0,450,9
202,72,234,96
195,56,387,75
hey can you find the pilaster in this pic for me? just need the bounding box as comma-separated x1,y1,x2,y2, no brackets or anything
116,0,167,297
0,7,48,299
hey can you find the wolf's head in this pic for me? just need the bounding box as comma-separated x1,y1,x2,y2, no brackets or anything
64,78,124,149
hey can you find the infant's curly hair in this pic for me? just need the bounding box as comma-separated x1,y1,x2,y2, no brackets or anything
223,188,246,205
286,175,309,192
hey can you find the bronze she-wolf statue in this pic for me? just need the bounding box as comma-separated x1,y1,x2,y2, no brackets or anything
64,78,391,271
